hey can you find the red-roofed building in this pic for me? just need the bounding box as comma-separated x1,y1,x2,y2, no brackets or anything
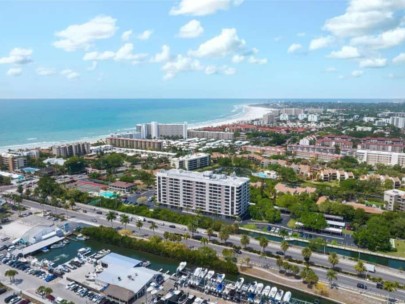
109,181,135,193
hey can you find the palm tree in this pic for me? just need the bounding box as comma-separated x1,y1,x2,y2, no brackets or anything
183,233,190,241
219,228,230,243
187,221,197,236
206,227,214,241
5,269,18,283
280,240,290,255
276,257,283,271
326,269,337,287
301,247,312,263
150,222,158,234
136,220,143,231
240,235,250,249
200,237,209,247
259,236,269,253
354,260,366,276
44,287,53,297
106,211,117,227
36,286,46,297
328,252,339,269
383,281,398,300
68,198,75,210
120,214,130,229
243,256,251,267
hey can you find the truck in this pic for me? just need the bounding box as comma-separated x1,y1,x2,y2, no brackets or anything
364,263,376,273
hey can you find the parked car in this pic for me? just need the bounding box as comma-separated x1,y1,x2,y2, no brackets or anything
357,283,367,289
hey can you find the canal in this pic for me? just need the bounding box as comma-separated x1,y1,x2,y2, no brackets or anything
35,238,336,304
243,230,405,269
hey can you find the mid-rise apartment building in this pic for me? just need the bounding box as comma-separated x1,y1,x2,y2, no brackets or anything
356,150,405,167
357,137,405,153
307,114,319,122
156,169,250,217
262,112,278,125
170,153,210,170
136,121,188,139
52,142,90,158
390,116,405,129
0,149,39,171
384,189,405,211
106,137,163,151
187,130,234,140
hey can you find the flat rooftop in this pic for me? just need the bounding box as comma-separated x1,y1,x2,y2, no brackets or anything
158,169,249,186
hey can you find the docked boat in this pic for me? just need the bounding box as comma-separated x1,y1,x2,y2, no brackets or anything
216,273,225,283
269,287,277,299
94,249,111,259
141,260,151,267
283,291,292,303
254,283,264,295
177,261,187,273
77,247,91,256
76,234,89,241
184,294,196,304
41,247,49,253
205,270,215,281
235,277,244,290
248,281,257,293
50,242,65,249
262,285,271,297
275,289,284,301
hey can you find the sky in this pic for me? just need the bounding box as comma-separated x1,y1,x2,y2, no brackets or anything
0,0,405,99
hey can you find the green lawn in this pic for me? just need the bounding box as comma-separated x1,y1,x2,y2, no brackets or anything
287,219,296,229
382,240,405,258
242,223,257,230
343,229,353,235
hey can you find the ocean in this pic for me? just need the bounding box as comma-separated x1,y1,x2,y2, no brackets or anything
0,99,261,149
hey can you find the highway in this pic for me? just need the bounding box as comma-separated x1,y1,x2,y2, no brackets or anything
20,198,405,302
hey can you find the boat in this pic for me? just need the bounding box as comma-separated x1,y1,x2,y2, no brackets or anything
216,273,225,283
193,297,204,304
262,285,271,297
94,249,111,259
216,282,225,294
163,290,174,301
76,234,89,241
275,289,284,301
77,247,91,255
199,268,208,279
255,283,264,295
50,242,65,249
141,260,151,267
41,247,49,253
282,291,292,303
205,270,215,281
235,277,244,290
248,282,257,293
185,294,196,304
147,282,157,293
177,261,187,273
62,239,70,244
269,287,277,299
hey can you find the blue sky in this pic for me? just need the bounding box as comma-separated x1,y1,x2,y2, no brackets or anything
0,0,405,98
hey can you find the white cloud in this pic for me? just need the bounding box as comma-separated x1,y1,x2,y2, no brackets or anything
204,65,236,75
137,30,153,41
325,67,337,73
121,30,133,42
232,54,245,63
351,70,364,77
178,20,204,38
61,69,79,80
170,0,243,16
6,67,22,77
162,55,203,79
152,45,171,63
53,16,117,52
322,0,405,37
328,46,361,59
83,43,148,64
36,67,56,76
0,48,33,65
359,57,387,68
248,56,268,64
189,28,246,57
309,36,335,50
287,43,302,54
393,52,405,63
350,27,405,49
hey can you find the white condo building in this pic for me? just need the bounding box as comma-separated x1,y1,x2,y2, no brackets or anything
156,169,250,217
136,121,187,139
384,189,405,211
307,114,319,122
356,150,405,167
170,153,210,170
390,117,405,129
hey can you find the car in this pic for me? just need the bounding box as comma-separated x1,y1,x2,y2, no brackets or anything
5,295,18,304
169,225,176,228
83,210,87,213
376,282,383,289
96,211,102,215
91,218,97,222
233,248,242,254
276,251,284,256
357,283,367,289
0,287,7,295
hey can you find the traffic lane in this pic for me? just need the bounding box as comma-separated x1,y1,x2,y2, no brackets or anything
21,199,405,284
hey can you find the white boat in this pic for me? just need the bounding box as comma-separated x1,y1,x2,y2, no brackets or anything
275,289,284,301
41,247,49,253
199,268,208,279
76,234,88,241
193,267,202,277
206,270,215,280
282,291,292,303
50,242,65,249
163,290,174,300
78,247,91,255
248,281,257,293
177,262,187,273
254,283,264,295
269,287,277,299
141,260,151,267
216,273,225,283
262,285,271,297
235,277,244,290
193,297,204,304
147,282,157,292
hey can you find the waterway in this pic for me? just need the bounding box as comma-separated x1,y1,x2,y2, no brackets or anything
35,238,336,304
243,230,405,270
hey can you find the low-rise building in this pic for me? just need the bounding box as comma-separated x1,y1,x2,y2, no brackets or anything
274,183,316,195
360,174,401,189
317,169,354,181
170,153,210,170
357,137,405,153
106,137,163,151
187,130,234,140
109,181,135,193
384,189,405,211
242,145,286,156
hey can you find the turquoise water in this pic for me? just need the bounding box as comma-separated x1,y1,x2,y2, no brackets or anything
99,191,118,199
0,99,258,149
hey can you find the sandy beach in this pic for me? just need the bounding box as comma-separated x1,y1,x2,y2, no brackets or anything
0,104,272,152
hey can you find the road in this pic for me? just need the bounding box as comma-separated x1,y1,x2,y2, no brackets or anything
19,199,405,302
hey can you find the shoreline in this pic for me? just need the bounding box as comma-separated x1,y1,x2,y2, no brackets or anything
0,104,273,152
